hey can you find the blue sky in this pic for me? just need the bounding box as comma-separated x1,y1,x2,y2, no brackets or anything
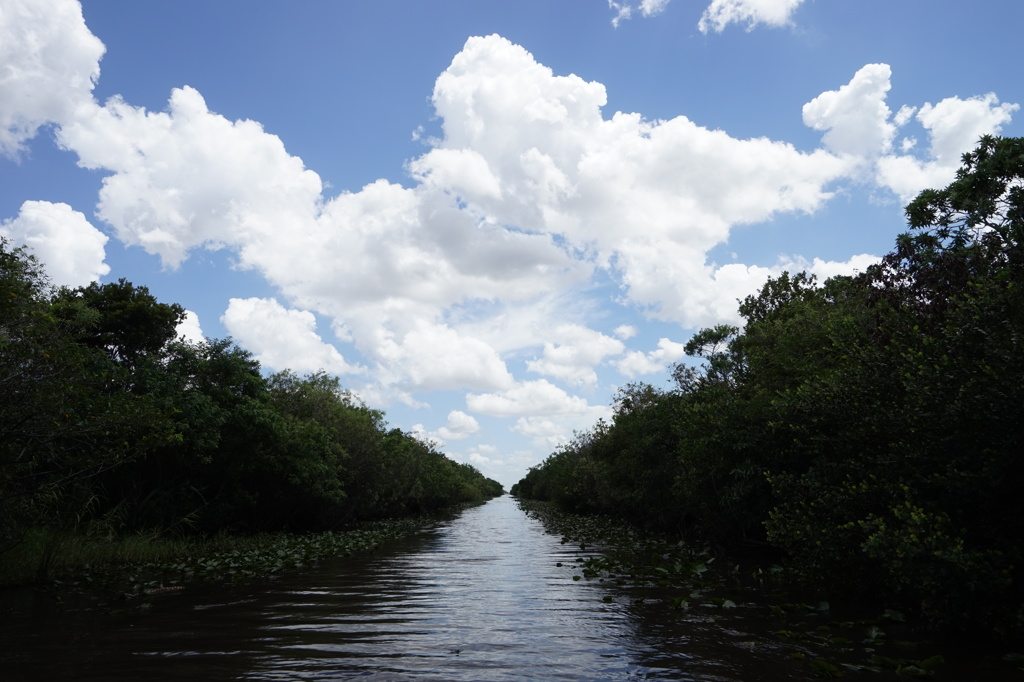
2,0,1021,487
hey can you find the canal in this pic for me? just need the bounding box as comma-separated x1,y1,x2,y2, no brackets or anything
0,496,1001,680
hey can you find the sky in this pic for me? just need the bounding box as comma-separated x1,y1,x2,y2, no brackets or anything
2,0,1021,488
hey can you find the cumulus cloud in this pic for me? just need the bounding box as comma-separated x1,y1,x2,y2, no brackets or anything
803,64,896,160
413,410,481,447
616,338,688,377
467,452,493,468
52,77,584,394
511,417,566,441
614,325,637,340
407,147,503,200
221,297,362,375
622,249,886,331
8,0,1017,484
803,253,880,281
442,410,481,438
0,200,108,287
511,406,614,451
698,0,807,33
877,94,1018,201
803,64,1018,203
44,29,840,384
376,320,515,392
0,0,104,157
27,21,1012,352
30,26,903,369
432,35,849,248
57,87,324,269
467,379,593,418
526,324,625,387
175,310,204,344
427,35,852,328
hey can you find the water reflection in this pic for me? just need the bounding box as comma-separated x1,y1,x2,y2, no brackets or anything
247,497,646,680
1,496,817,681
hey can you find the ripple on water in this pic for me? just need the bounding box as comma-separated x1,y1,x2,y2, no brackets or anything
0,497,820,681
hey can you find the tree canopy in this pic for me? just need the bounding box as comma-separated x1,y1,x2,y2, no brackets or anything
1,242,502,559
513,136,1024,641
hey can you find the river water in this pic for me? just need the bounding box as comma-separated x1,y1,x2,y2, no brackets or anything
0,496,986,681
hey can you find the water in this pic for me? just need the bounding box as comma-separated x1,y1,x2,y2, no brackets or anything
0,496,975,680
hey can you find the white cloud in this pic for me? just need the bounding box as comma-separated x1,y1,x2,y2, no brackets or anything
34,27,894,385
608,1,633,28
467,451,492,467
431,35,849,248
49,68,584,398
803,64,1018,203
640,0,671,16
221,297,361,375
803,63,896,160
376,320,515,392
407,147,503,201
627,250,885,330
467,379,592,418
475,443,499,456
919,95,1018,163
443,410,481,438
614,325,637,340
511,417,565,441
14,2,1015,473
175,310,204,344
0,0,104,157
803,253,880,281
413,409,481,447
617,351,663,378
427,35,852,328
877,94,1018,202
616,338,687,377
57,87,324,269
698,0,807,33
511,406,614,450
0,200,108,287
893,105,916,128
609,0,669,27
526,324,625,387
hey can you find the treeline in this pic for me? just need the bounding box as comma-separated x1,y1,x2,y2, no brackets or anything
0,247,502,560
512,136,1024,640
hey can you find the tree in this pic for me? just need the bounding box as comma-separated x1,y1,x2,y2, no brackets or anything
514,138,1024,640
904,134,1024,255
765,137,1024,636
52,279,184,372
0,241,167,552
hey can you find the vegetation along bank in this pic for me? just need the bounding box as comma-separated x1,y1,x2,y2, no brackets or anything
513,136,1024,647
0,243,502,590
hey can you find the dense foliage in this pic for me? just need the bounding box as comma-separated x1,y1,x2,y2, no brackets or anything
0,245,502,569
512,136,1024,641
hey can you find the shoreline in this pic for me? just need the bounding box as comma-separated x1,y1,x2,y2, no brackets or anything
0,500,495,611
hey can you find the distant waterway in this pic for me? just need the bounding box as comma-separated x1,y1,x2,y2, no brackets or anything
0,496,1006,680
